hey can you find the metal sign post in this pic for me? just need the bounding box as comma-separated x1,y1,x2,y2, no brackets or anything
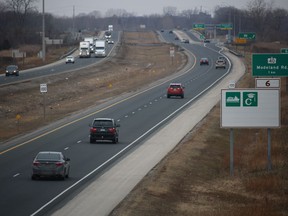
268,128,272,171
230,128,234,176
40,84,48,119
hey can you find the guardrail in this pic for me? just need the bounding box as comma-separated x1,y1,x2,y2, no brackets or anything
228,49,243,57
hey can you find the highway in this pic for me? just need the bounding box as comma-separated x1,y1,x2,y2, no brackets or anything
0,30,230,216
0,32,119,86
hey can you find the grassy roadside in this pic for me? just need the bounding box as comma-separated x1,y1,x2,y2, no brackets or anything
110,53,288,215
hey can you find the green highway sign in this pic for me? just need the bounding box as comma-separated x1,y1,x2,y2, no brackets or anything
225,92,258,107
193,24,205,29
243,92,258,107
238,32,256,40
280,48,288,54
225,92,240,107
217,23,233,30
252,53,288,77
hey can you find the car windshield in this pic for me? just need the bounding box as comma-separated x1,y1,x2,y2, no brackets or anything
7,65,17,70
93,120,113,127
36,152,61,161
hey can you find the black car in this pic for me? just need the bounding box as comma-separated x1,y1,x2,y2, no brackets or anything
5,65,19,76
89,118,120,143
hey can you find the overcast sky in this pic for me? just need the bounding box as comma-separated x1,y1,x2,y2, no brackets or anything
36,0,288,17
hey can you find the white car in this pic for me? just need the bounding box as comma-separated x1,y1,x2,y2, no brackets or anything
65,56,75,64
107,40,114,44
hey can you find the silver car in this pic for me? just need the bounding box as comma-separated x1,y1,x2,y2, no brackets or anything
31,151,70,180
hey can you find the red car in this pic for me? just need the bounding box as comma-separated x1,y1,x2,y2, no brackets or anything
200,57,209,65
167,83,184,98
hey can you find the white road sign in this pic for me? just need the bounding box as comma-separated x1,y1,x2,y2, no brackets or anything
221,89,280,128
40,83,47,93
255,78,280,88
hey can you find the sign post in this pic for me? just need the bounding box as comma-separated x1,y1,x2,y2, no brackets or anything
170,47,175,65
40,83,48,119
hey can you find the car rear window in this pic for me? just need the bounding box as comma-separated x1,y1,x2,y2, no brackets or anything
36,152,61,161
170,85,181,88
93,120,113,127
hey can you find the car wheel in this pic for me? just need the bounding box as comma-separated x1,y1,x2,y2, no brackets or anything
66,168,70,178
167,94,170,98
5,74,8,77
90,137,95,143
60,171,66,180
181,95,184,98
31,174,37,180
112,137,117,144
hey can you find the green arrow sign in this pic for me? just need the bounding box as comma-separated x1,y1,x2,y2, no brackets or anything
193,24,205,29
239,32,256,40
252,53,288,77
280,48,288,54
217,24,233,30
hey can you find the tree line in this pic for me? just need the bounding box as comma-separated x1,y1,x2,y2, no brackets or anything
0,0,287,50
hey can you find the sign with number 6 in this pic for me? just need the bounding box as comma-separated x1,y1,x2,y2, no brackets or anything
255,78,280,88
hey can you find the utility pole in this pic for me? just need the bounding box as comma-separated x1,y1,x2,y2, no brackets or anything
42,0,46,62
73,5,75,40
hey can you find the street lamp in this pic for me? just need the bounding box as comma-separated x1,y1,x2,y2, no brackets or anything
42,0,45,62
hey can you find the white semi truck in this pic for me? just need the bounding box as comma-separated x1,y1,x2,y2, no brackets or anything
84,37,95,53
108,25,113,31
94,40,106,57
79,41,91,58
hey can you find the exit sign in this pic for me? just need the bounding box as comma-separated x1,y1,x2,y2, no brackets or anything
239,32,256,40
217,24,233,30
193,24,205,29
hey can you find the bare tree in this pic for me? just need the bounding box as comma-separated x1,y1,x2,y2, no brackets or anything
5,0,37,14
163,6,177,16
246,0,269,39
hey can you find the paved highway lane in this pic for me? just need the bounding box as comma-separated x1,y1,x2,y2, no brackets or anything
0,32,120,86
0,31,230,216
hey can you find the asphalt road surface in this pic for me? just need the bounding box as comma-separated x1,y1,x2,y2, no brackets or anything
0,30,232,216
